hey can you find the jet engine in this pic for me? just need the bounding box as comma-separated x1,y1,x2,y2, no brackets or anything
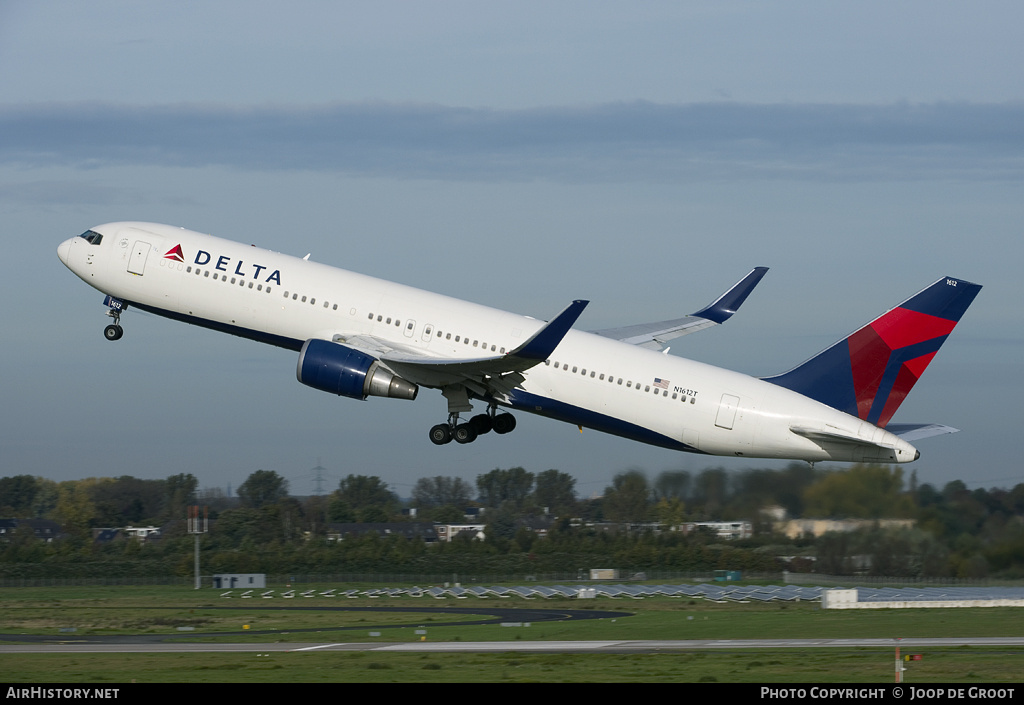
296,339,418,401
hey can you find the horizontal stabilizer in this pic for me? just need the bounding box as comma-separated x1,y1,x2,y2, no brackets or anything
790,425,885,448
887,423,959,442
593,267,768,350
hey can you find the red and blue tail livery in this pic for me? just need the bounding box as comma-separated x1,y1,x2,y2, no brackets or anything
764,277,982,428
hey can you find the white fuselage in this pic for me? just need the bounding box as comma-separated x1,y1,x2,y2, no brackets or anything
57,222,919,463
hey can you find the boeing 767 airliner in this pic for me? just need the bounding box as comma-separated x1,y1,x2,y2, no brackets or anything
58,222,980,464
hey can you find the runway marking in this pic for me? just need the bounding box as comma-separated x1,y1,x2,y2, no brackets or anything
375,640,623,651
290,643,348,651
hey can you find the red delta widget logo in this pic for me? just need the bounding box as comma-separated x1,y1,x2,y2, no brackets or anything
164,245,282,285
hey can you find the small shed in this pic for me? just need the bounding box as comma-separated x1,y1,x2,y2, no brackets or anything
212,573,266,589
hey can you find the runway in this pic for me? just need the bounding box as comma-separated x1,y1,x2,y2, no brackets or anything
4,605,1022,655
4,637,1024,654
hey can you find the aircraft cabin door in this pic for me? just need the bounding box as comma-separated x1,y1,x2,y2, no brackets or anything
128,241,151,275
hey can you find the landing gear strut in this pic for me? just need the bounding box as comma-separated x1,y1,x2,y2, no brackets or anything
103,307,124,341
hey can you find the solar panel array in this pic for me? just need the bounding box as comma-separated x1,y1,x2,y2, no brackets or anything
219,584,1024,602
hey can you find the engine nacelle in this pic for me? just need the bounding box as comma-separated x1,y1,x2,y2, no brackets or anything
296,339,418,401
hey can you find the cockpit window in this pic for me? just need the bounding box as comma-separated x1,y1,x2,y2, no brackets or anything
79,230,103,245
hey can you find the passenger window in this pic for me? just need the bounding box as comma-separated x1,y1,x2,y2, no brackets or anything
310,298,315,305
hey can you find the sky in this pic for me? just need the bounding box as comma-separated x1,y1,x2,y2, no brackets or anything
2,1,1022,499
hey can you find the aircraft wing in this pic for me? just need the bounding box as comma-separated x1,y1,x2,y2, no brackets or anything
591,267,768,350
333,300,589,397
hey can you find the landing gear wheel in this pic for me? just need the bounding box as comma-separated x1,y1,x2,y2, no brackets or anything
429,424,453,445
469,414,493,435
492,413,517,434
104,324,123,341
453,423,478,444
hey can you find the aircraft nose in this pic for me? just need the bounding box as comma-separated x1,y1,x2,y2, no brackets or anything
57,238,72,266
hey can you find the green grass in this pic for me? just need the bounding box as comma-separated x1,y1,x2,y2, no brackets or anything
2,585,1022,682
1,649,1021,683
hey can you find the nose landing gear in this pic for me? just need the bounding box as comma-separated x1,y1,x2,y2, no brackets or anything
102,296,126,341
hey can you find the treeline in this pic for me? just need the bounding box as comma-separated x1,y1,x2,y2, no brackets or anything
1,464,1022,579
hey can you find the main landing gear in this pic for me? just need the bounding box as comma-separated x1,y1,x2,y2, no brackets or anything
429,406,517,446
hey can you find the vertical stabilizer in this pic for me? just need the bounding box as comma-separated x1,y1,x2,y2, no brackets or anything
763,277,981,427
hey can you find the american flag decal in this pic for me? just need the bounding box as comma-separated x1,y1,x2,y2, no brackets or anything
653,378,669,389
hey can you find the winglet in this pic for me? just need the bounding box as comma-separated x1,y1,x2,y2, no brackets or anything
511,300,589,361
692,266,769,323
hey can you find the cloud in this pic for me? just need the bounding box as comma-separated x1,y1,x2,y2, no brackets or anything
2,101,1023,182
